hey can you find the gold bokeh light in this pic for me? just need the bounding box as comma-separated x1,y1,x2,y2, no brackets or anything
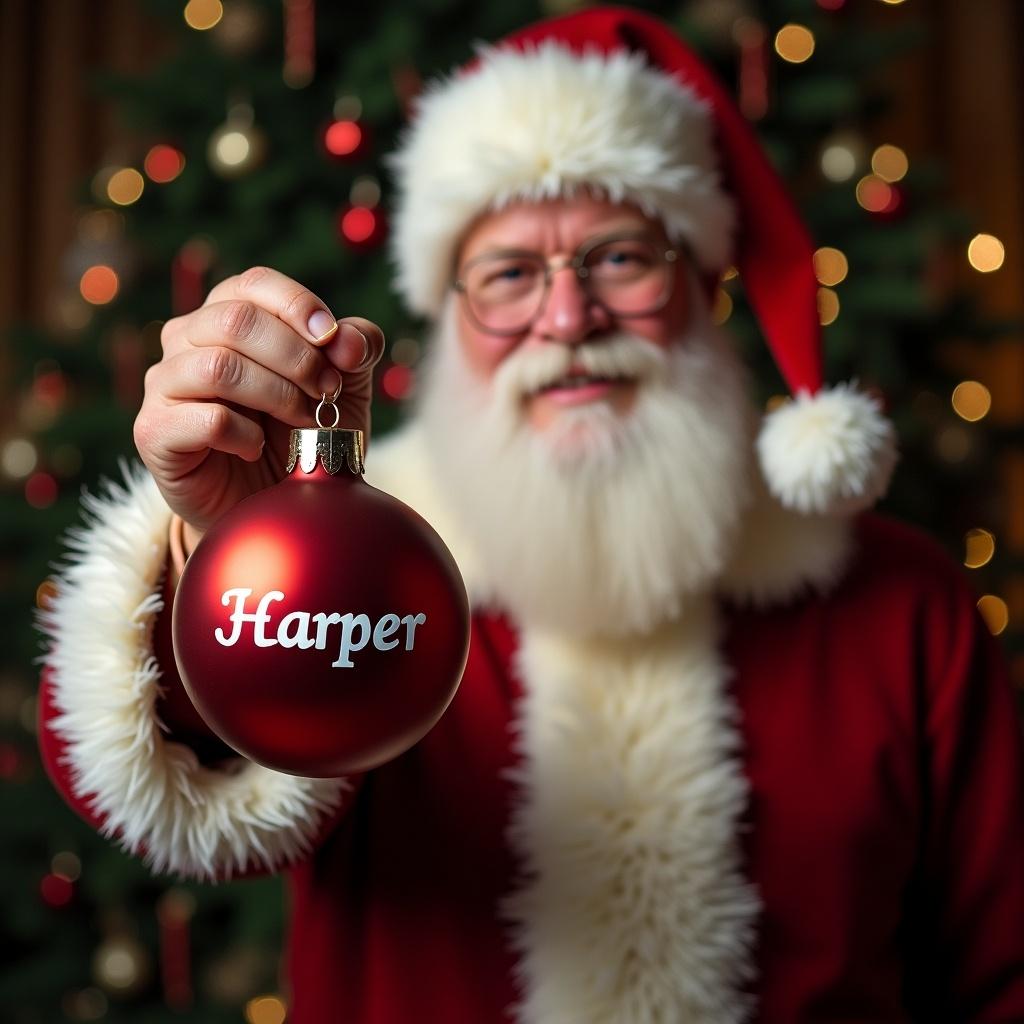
775,24,815,63
817,287,840,326
813,247,849,286
964,528,996,569
871,144,908,182
184,0,223,30
106,168,144,206
951,380,992,422
977,595,1009,636
967,233,1005,273
245,995,288,1024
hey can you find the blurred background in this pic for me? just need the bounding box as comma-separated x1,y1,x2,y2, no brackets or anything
1,0,1022,1021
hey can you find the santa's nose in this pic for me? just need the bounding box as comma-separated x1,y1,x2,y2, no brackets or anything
533,264,611,345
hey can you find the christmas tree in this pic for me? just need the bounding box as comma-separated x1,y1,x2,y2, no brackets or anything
2,0,1016,1019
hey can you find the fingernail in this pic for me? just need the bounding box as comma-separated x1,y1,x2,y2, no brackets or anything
318,367,342,396
340,323,369,365
308,309,338,343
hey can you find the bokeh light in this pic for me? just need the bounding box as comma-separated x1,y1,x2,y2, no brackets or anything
951,380,991,422
325,120,362,157
817,287,840,326
144,144,185,183
774,24,815,63
106,168,144,206
184,0,223,30
2,438,37,478
964,528,996,569
350,176,381,208
25,472,58,509
977,595,1009,636
821,142,858,183
340,206,378,244
855,174,896,213
79,266,119,305
871,144,908,182
813,247,849,286
967,233,1005,273
245,995,288,1024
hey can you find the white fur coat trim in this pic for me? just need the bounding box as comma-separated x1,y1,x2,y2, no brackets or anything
388,40,735,318
36,463,348,881
501,608,760,1023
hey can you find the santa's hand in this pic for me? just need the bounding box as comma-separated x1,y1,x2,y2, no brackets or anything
134,266,384,543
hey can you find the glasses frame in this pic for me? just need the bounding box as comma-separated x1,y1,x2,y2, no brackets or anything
452,230,680,337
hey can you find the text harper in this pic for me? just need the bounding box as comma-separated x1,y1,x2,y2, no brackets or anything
214,588,427,668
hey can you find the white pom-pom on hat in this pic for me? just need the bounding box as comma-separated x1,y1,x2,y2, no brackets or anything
757,384,898,516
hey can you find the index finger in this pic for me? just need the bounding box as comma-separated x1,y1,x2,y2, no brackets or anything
205,266,340,346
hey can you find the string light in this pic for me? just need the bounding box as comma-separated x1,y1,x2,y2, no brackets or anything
977,595,1009,636
964,528,996,569
813,247,848,286
184,0,223,30
144,145,185,184
951,380,991,422
774,24,815,63
967,233,1005,273
871,144,908,182
245,995,288,1024
80,266,119,305
106,168,144,206
817,287,840,325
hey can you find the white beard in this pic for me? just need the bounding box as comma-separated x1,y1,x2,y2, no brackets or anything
414,283,757,637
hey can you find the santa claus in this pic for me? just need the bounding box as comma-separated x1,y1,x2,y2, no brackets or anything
37,7,1024,1022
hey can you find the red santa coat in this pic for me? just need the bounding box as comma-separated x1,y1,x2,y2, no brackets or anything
37,428,1024,1023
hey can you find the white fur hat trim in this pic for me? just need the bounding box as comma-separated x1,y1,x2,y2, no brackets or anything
388,40,735,318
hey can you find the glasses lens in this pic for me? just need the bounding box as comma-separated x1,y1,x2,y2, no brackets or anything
463,254,546,333
584,238,671,315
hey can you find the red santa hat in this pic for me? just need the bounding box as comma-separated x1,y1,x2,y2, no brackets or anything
388,5,897,516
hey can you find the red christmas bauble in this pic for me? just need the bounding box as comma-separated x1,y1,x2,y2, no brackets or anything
172,427,470,777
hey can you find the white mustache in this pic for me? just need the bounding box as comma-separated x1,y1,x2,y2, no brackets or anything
490,335,671,406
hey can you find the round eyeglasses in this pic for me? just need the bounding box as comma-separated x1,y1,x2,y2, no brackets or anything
453,232,679,336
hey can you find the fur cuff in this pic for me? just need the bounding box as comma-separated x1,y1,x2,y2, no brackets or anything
756,384,898,516
36,462,348,880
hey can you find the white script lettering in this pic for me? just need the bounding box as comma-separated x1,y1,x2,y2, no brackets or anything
214,589,428,668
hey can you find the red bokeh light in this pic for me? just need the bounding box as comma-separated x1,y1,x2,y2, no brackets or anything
144,144,185,183
40,872,74,908
25,472,58,509
324,120,362,157
340,206,378,244
381,364,414,401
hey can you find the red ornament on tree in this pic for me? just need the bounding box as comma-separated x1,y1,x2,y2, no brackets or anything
172,400,470,777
